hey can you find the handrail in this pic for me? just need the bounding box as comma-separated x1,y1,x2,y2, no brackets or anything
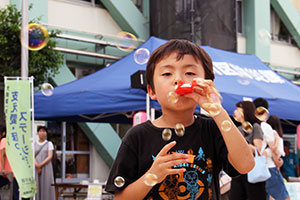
54,47,121,60
56,33,119,47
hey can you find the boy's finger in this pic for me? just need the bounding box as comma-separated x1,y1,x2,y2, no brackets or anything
167,168,186,175
163,153,189,162
157,141,176,157
164,158,190,168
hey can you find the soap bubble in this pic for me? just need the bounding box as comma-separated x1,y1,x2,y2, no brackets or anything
237,77,251,85
114,176,125,188
116,31,137,51
22,23,49,51
175,123,185,137
208,103,222,117
221,120,232,132
168,91,179,103
207,87,223,104
144,173,158,186
242,121,253,133
41,83,54,96
162,128,172,141
134,48,150,65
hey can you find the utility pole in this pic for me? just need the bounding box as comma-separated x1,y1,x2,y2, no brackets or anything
21,0,29,78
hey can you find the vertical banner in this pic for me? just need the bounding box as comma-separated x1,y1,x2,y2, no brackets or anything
4,79,37,198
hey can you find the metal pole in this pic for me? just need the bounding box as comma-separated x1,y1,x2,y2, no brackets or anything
30,77,36,200
21,0,29,78
146,93,150,120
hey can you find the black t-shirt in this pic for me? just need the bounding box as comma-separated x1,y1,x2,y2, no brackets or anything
106,116,239,200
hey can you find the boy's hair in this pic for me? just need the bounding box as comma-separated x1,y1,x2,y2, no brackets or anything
236,101,261,125
253,97,269,109
146,39,215,91
37,126,48,133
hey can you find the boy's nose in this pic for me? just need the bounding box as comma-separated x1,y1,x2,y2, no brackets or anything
173,79,180,86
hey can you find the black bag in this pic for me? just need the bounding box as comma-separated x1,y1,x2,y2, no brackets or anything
0,175,10,187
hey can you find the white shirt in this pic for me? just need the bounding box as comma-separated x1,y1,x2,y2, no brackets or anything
261,122,274,150
36,140,54,151
260,122,276,167
261,122,285,168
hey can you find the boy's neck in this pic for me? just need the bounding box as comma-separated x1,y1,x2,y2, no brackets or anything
153,111,195,128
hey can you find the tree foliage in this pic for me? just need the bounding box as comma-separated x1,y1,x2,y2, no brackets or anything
0,4,64,86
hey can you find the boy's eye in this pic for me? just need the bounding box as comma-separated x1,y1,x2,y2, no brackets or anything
162,72,172,76
186,72,196,76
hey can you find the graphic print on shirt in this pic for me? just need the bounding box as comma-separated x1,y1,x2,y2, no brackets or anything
151,146,213,200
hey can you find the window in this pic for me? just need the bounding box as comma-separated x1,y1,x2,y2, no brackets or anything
47,122,91,183
236,0,243,34
270,8,297,46
70,0,105,8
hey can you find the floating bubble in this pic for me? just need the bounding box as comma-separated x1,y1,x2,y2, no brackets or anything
168,91,179,103
175,123,185,137
208,103,222,117
221,120,232,132
144,173,158,186
255,106,269,116
134,48,150,65
41,83,54,96
207,87,223,104
242,121,253,133
162,128,172,141
237,77,251,85
255,106,269,121
114,176,125,188
22,23,49,51
258,29,271,46
116,31,137,51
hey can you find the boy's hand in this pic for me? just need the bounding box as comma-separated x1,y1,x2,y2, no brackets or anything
147,141,188,184
185,78,222,111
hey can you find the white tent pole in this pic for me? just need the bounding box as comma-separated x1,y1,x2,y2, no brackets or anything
30,77,35,200
150,108,155,121
146,93,150,120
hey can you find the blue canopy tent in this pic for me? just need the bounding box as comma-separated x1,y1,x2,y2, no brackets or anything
34,37,300,123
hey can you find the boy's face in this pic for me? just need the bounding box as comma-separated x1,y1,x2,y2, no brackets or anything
148,52,205,111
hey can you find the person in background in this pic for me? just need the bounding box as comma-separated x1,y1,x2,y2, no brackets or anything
263,115,290,200
34,126,55,200
282,140,299,179
0,125,11,199
229,101,266,200
253,98,277,160
0,125,21,200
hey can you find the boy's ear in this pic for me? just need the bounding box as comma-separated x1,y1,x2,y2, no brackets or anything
147,85,157,100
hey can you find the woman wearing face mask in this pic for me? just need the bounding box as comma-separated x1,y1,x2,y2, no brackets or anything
34,126,55,200
229,101,266,200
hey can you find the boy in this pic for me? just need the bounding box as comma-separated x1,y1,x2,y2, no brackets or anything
106,39,254,200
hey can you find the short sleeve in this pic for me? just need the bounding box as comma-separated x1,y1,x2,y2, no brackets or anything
48,141,54,151
252,123,264,140
105,135,139,194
